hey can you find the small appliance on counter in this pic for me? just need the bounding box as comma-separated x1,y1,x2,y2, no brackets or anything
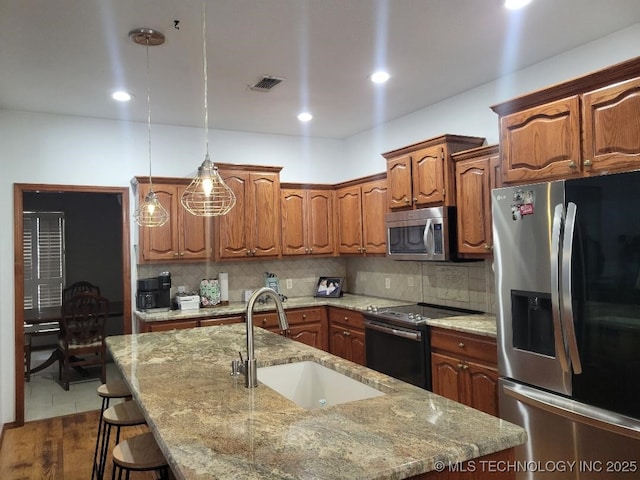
175,293,200,311
136,272,171,312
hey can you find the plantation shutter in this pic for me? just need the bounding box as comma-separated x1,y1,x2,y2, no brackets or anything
23,212,65,309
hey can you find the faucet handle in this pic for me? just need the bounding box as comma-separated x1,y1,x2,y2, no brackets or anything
231,352,245,376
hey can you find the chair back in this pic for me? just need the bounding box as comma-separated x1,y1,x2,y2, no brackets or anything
60,293,109,347
63,281,101,304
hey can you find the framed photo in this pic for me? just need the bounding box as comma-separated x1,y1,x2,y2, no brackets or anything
314,277,343,298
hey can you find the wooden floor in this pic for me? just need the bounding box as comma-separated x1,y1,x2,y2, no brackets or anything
0,410,158,480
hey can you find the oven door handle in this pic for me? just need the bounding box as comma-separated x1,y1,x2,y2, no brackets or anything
364,321,422,341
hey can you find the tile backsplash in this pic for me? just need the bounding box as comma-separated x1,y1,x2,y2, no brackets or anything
138,256,496,313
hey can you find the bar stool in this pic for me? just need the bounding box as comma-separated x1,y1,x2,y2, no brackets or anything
111,432,169,480
97,400,147,480
92,381,133,480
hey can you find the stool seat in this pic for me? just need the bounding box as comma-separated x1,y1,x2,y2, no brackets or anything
97,380,132,400
112,432,168,472
103,400,146,427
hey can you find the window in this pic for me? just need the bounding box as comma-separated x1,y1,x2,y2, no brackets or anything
23,212,65,309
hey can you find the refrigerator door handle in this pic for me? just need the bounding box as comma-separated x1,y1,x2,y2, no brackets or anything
561,201,583,374
503,381,640,441
424,218,433,257
551,203,570,373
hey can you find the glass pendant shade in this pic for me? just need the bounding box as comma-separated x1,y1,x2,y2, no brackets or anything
181,154,236,216
134,190,169,227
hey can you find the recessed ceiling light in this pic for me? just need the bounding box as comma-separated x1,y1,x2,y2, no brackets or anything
504,0,532,10
298,112,313,122
112,91,132,102
370,71,390,84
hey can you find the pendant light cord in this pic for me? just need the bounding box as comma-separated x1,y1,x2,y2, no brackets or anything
202,0,209,157
146,38,154,188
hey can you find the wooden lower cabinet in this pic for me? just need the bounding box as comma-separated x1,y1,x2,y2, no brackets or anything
285,307,328,351
328,307,365,365
147,319,199,332
200,315,244,327
430,328,499,417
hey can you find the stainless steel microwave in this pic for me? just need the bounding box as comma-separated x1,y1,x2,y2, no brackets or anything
386,207,455,261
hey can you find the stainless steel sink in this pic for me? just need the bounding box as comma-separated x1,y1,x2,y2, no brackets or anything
257,361,385,410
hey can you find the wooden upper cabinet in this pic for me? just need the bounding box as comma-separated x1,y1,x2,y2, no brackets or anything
499,96,581,184
383,135,485,210
335,176,387,255
215,165,282,260
453,145,500,257
582,76,640,174
134,178,212,263
492,57,640,185
281,187,334,256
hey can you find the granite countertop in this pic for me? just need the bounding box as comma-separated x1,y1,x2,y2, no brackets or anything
107,325,525,480
135,294,497,338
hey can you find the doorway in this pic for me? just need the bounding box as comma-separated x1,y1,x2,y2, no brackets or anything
13,184,132,427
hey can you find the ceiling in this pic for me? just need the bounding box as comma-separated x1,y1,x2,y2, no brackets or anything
2,0,640,139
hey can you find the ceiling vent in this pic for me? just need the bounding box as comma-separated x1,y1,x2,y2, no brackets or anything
249,75,285,92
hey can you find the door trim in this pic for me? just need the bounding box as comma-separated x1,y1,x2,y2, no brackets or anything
13,183,131,427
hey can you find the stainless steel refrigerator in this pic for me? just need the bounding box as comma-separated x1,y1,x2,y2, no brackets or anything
492,171,640,480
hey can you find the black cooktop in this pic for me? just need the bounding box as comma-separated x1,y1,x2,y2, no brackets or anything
364,302,482,327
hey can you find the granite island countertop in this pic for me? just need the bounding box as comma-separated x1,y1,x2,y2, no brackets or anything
107,324,524,480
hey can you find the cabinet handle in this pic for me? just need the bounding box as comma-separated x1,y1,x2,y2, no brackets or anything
462,364,469,370
458,342,465,348
261,318,267,325
412,198,417,203
344,331,350,336
584,159,593,167
309,247,313,253
404,197,410,204
457,363,464,369
484,244,493,251
569,161,577,169
174,252,180,257
246,250,251,256
179,252,185,256
344,316,349,321
302,314,307,319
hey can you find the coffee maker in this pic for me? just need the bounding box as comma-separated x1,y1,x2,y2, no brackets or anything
136,271,171,311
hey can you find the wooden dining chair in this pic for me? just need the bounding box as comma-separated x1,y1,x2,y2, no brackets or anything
63,281,101,304
57,292,109,391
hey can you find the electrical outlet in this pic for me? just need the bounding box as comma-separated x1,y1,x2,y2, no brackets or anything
385,277,391,289
407,277,414,287
286,278,293,289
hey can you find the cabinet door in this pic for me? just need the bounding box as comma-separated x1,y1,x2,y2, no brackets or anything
361,180,387,254
455,156,494,255
329,324,349,359
464,360,499,417
582,76,640,174
500,96,581,184
178,185,213,260
217,171,251,258
336,186,363,254
249,172,281,257
412,146,445,206
431,352,464,403
387,155,413,209
281,189,307,255
138,183,180,262
289,322,326,350
348,328,366,366
307,190,334,255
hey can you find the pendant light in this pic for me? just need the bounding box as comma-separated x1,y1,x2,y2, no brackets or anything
180,1,236,217
131,28,169,227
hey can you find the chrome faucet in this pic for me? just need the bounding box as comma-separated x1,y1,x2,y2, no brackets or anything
241,287,289,388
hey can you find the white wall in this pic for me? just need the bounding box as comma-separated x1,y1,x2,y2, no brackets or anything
2,23,640,424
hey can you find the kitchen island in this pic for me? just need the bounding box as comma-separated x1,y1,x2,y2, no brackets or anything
107,324,525,480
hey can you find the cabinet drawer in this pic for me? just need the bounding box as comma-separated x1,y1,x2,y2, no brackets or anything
200,315,244,327
430,327,497,364
149,320,198,332
251,311,280,329
286,307,326,325
328,307,364,330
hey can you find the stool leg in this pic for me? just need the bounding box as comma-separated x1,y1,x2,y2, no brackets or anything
99,423,113,480
92,397,109,480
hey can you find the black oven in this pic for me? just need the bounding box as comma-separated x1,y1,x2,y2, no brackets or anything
364,303,482,390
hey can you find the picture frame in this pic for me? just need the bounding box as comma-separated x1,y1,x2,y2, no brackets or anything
314,277,343,298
